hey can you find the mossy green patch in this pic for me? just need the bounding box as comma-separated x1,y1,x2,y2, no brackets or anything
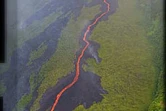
29,72,38,93
27,42,47,65
13,94,32,111
30,5,101,111
148,71,165,111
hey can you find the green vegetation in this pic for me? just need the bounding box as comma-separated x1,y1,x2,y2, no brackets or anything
74,0,158,110
27,42,47,65
13,94,32,111
149,94,165,111
148,71,165,111
137,0,164,110
30,5,101,111
137,0,165,110
29,72,38,93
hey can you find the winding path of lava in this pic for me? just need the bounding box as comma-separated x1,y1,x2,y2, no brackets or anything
50,0,110,110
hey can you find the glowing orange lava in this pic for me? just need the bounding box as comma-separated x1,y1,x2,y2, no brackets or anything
50,0,110,110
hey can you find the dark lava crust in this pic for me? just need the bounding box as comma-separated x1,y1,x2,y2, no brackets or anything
39,69,107,111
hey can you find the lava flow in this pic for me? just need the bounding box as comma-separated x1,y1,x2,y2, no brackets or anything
50,0,110,111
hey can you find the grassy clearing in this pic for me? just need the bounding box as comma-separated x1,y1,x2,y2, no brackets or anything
27,42,47,65
30,5,101,111
13,94,32,111
74,0,157,110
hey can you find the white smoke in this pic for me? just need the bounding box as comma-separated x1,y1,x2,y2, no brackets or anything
88,45,99,63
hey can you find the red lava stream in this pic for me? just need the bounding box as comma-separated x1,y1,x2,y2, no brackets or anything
50,0,110,110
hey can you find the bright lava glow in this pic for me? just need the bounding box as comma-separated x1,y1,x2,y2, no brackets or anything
50,0,110,110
